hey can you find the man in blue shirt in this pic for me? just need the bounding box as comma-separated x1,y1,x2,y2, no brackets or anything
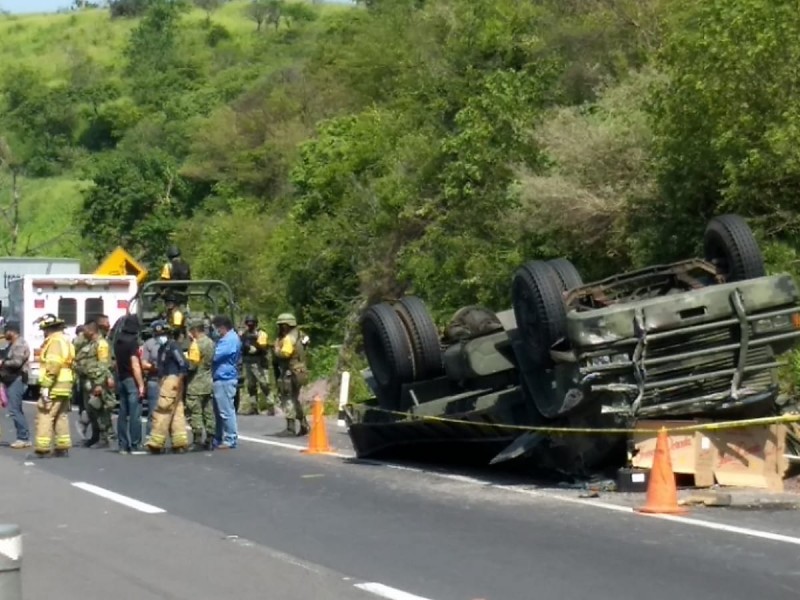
212,315,241,449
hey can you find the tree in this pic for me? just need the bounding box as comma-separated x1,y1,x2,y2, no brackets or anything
645,0,800,264
265,0,283,31
123,0,197,110
283,2,315,28
0,66,79,177
246,0,269,32
109,0,148,18
194,0,224,24
0,137,23,254
78,147,192,264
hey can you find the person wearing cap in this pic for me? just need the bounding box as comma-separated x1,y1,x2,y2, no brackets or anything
238,315,275,416
139,324,161,436
76,321,117,449
160,245,191,309
32,313,75,457
147,320,189,453
0,320,31,449
185,318,216,450
273,313,310,437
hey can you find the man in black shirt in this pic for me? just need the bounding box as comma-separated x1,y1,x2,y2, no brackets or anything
113,315,145,454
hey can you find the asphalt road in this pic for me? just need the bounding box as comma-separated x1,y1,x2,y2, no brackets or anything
1,403,799,600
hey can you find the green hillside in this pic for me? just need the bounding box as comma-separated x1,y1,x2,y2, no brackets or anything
1,0,800,394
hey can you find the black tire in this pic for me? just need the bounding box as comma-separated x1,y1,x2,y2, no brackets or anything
704,214,766,282
546,258,583,292
361,303,415,409
394,296,444,380
512,261,568,367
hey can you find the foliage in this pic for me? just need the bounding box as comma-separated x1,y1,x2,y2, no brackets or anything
645,0,800,275
4,0,800,393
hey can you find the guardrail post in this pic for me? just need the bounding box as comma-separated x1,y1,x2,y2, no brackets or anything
0,524,22,599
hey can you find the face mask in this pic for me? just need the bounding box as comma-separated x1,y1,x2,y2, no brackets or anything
157,336,168,345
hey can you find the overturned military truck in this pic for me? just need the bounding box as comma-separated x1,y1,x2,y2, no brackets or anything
345,215,800,476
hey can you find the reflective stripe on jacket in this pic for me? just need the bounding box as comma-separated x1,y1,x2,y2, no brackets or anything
39,332,75,397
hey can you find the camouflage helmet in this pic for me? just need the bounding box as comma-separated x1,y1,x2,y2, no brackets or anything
35,313,66,331
166,245,181,260
244,314,258,326
276,313,297,327
188,317,205,331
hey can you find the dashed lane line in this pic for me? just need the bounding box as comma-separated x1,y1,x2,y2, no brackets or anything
71,482,166,514
354,582,435,600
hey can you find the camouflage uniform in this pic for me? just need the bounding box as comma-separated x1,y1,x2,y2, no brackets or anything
272,313,310,436
75,334,116,447
239,315,275,415
72,330,91,438
185,322,216,449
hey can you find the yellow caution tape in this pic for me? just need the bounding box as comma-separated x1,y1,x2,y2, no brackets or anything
351,405,800,436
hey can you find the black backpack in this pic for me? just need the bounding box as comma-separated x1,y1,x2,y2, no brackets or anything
170,259,191,281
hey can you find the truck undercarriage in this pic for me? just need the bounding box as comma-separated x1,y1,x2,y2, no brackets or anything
346,215,800,476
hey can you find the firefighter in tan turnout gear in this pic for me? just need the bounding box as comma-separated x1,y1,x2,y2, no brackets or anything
273,313,310,437
146,321,190,454
33,314,75,457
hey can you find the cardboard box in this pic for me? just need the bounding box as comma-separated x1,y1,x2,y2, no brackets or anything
632,420,715,487
707,424,789,492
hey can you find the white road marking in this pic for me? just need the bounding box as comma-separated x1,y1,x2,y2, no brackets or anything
237,434,800,547
71,482,166,514
237,434,352,457
354,582,434,600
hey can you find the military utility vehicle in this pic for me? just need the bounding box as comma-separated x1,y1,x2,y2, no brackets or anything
346,215,800,474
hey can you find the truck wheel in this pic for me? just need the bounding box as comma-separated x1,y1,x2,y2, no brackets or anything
394,296,444,380
361,303,415,409
512,261,568,367
704,214,766,282
546,258,583,292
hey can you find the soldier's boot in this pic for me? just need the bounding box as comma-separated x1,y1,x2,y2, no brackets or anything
276,418,295,437
91,436,111,449
297,417,310,437
78,410,91,441
83,428,100,448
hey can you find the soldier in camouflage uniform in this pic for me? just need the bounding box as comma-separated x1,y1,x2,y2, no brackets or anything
272,313,310,437
72,325,92,440
239,315,275,416
75,321,116,448
185,318,216,450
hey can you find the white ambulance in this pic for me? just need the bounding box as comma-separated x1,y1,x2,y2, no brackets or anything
4,274,138,394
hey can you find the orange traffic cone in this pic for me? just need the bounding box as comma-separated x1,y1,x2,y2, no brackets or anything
301,395,334,455
635,427,688,515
